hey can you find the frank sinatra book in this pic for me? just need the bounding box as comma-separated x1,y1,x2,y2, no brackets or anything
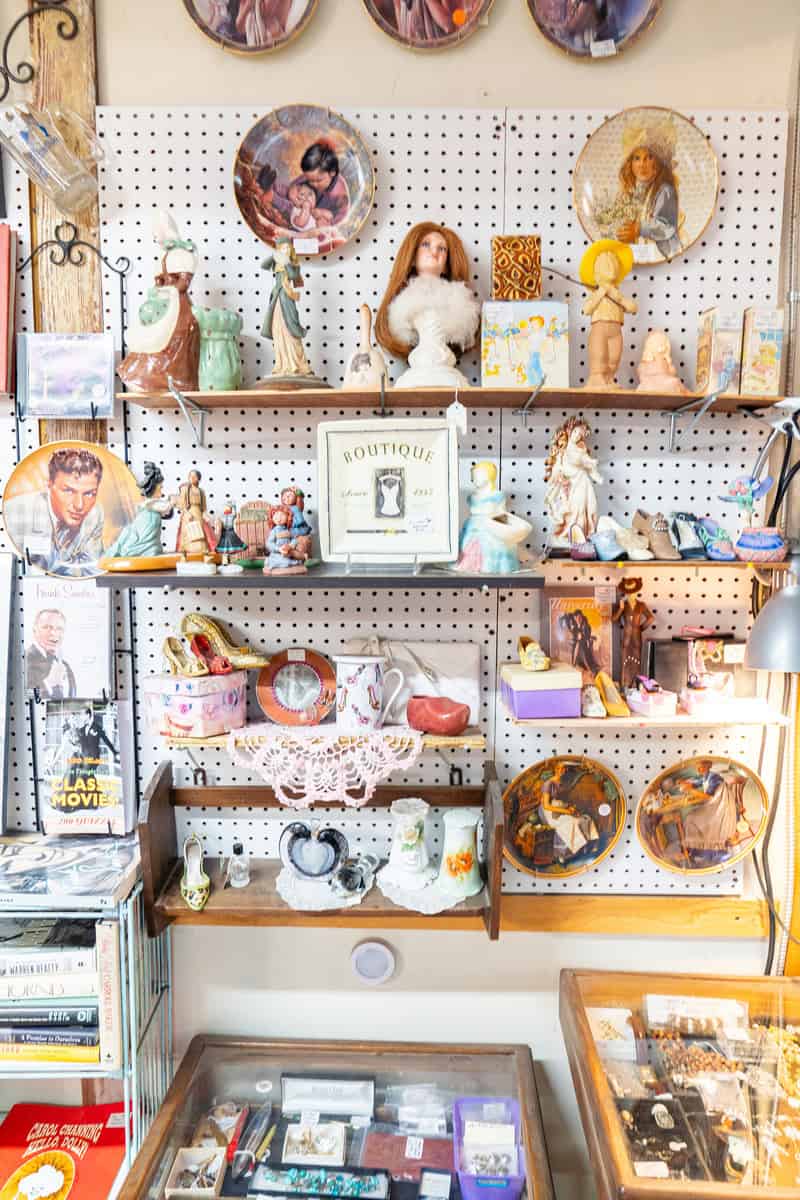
41,701,133,836
22,576,112,701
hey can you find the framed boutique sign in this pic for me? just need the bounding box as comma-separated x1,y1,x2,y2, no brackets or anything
317,419,460,565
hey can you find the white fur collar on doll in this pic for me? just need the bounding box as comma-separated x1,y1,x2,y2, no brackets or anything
387,275,480,352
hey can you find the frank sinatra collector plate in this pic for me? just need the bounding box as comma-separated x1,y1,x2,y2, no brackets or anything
573,106,719,265
527,0,662,60
182,0,319,55
636,755,768,876
503,754,626,878
234,105,375,255
256,648,336,726
360,0,494,51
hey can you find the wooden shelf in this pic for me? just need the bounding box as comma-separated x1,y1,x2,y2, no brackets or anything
501,895,769,938
541,558,788,571
95,563,545,590
508,709,789,730
165,727,486,752
118,386,781,414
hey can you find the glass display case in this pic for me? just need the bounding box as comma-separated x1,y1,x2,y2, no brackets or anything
560,969,800,1199
120,1035,553,1200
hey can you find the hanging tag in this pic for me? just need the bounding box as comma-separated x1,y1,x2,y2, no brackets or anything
590,38,617,57
293,237,319,255
447,398,468,436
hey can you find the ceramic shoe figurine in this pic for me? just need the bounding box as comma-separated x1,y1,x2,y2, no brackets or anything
596,515,653,561
180,613,269,669
591,528,626,561
189,634,233,675
180,833,210,912
632,510,681,561
698,517,736,561
518,637,550,671
670,512,705,559
581,684,607,718
595,671,631,717
734,527,787,562
163,636,209,677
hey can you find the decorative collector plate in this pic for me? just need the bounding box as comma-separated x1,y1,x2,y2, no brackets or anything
361,0,494,51
526,0,661,60
234,105,375,255
573,106,719,265
3,441,141,579
636,755,768,876
503,755,625,878
256,648,336,726
182,0,318,55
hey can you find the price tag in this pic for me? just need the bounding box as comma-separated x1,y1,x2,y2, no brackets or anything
446,398,468,436
405,1136,425,1160
419,1172,452,1199
300,1111,320,1128
481,1103,506,1121
293,237,319,255
590,38,617,57
288,649,307,662
634,1162,669,1178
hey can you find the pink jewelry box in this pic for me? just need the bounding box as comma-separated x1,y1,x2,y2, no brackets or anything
500,662,582,719
142,671,247,739
626,687,678,717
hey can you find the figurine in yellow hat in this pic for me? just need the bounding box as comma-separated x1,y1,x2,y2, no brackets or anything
580,239,637,391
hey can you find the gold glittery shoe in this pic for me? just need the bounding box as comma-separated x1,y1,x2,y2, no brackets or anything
179,613,269,670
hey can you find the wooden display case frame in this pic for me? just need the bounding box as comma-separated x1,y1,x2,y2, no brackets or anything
560,968,800,1200
119,1033,555,1200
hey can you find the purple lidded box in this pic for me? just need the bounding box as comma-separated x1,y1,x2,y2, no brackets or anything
500,662,582,720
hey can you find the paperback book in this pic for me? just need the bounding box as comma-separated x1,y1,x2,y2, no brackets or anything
16,331,116,418
22,576,112,701
0,1102,126,1199
41,700,134,835
0,1002,99,1027
0,833,140,909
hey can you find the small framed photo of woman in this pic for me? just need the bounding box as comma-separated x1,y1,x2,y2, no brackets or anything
541,585,618,684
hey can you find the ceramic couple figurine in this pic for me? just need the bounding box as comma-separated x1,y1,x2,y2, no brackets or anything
375,222,481,389
580,239,637,390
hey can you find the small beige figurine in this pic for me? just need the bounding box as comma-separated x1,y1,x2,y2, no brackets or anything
342,304,388,391
258,238,328,389
636,329,690,394
579,239,637,391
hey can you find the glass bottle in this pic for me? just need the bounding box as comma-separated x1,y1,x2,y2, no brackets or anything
228,841,250,889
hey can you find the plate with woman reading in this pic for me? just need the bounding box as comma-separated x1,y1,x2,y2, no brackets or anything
573,106,719,265
503,755,626,878
636,756,767,876
234,105,375,255
361,0,494,51
182,0,318,55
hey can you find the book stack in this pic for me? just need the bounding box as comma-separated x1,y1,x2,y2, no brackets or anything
0,918,121,1068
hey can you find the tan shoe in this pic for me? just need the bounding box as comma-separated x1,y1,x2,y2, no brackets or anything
632,510,681,560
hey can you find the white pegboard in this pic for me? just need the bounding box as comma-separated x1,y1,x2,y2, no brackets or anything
3,108,791,905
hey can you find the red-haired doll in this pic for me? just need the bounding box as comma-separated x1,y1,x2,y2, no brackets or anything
263,503,310,576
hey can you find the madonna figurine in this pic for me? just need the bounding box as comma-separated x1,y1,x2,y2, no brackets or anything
263,503,311,576
257,238,328,390
101,462,179,572
544,417,603,551
454,461,532,574
118,211,200,393
175,470,217,560
375,222,481,389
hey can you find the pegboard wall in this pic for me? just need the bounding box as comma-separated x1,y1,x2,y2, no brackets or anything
0,108,791,904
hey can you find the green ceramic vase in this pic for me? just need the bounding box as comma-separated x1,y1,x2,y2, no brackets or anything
194,305,243,391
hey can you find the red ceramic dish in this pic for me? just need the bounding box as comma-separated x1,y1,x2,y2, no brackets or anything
406,696,470,736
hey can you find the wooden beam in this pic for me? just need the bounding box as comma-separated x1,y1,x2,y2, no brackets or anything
501,895,769,939
29,0,105,445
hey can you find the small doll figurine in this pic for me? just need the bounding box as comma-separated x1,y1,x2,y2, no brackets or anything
375,222,481,389
636,330,689,394
118,211,200,393
101,462,176,568
579,239,638,390
280,486,311,537
258,238,327,389
216,502,247,575
175,470,218,561
454,461,532,574
612,578,655,690
544,417,603,549
263,503,311,576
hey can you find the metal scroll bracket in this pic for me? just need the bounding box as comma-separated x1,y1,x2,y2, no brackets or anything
512,376,547,426
0,1,78,104
168,376,208,448
665,378,730,453
373,375,393,419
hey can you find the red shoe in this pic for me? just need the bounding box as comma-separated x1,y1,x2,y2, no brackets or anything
189,634,233,675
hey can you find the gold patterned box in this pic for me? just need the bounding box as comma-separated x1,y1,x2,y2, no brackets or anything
491,235,542,300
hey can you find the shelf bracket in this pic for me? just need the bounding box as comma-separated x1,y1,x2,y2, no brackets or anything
665,380,729,453
169,377,208,448
512,376,547,426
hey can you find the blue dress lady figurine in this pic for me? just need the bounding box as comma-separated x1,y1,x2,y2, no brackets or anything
454,461,532,574
103,463,175,560
259,239,327,389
